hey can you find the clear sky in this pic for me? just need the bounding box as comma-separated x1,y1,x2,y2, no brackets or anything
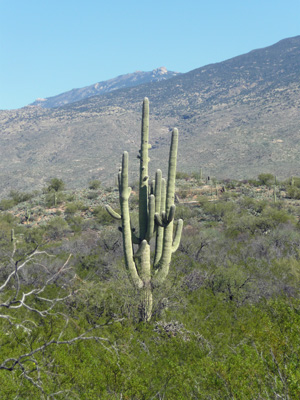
1,0,300,110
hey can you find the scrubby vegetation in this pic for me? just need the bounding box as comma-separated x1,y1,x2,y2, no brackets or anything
1,174,300,399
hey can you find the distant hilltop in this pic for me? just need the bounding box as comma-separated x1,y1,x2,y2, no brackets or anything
30,67,181,108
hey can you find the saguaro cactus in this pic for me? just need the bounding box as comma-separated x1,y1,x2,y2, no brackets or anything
106,98,183,321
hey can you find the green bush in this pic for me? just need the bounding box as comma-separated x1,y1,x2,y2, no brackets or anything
257,173,275,186
286,185,300,199
247,179,260,187
240,197,268,214
45,217,70,240
288,176,300,188
66,215,84,233
176,171,190,180
75,201,89,212
45,192,65,208
9,190,34,204
202,200,235,221
46,178,65,192
64,202,79,215
88,179,101,190
0,198,16,210
87,191,98,200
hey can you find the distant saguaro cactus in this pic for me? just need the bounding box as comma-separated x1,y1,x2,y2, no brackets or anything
106,98,183,321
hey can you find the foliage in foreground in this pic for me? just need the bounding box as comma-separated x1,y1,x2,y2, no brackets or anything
1,175,300,398
1,292,299,399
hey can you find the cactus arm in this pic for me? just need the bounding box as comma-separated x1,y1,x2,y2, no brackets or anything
166,129,178,213
154,206,175,227
161,178,166,213
105,205,122,220
167,205,175,223
150,179,155,195
154,176,166,267
153,222,174,284
154,170,162,213
172,219,183,252
146,194,155,242
154,129,179,284
134,239,147,258
120,151,143,289
139,97,150,240
154,213,164,227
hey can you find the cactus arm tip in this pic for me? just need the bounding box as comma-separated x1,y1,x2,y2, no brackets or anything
172,219,183,252
105,205,122,220
154,212,164,227
134,239,147,258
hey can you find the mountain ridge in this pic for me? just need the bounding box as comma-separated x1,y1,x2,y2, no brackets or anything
30,67,180,109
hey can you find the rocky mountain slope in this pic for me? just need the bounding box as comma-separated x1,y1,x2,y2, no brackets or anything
30,67,180,108
1,36,300,196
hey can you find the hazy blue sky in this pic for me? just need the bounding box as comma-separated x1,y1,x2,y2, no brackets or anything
1,0,300,109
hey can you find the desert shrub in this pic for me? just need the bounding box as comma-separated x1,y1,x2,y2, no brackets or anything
88,179,101,190
205,264,253,305
176,171,189,180
9,190,34,204
176,186,189,199
286,185,300,199
66,193,76,202
191,171,203,181
224,212,265,237
87,191,98,200
257,173,275,186
224,205,294,239
46,178,65,192
247,179,261,187
202,201,235,221
45,191,65,208
66,215,84,233
261,206,295,226
223,179,239,189
240,197,268,214
0,198,16,210
0,191,35,210
0,213,16,225
286,176,300,188
64,202,79,215
45,217,71,240
220,191,238,201
76,201,89,212
174,204,197,220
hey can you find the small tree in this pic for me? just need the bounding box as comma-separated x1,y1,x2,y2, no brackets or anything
47,178,65,192
88,179,101,190
257,173,274,186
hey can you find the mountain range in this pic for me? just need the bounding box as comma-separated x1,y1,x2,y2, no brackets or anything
30,67,180,108
0,35,300,196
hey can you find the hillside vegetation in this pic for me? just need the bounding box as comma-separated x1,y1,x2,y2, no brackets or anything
1,173,300,399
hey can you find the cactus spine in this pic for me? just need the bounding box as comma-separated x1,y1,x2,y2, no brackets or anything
106,98,183,321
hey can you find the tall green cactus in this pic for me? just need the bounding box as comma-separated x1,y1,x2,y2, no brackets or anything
106,98,183,321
